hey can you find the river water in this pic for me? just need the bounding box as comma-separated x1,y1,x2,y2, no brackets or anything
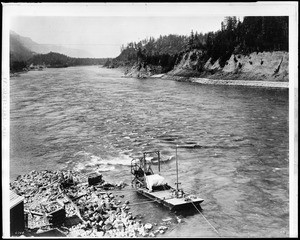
10,66,289,237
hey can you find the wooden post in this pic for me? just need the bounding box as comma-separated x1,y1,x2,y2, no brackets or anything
143,153,146,173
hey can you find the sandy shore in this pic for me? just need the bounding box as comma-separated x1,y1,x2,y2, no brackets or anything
150,74,289,89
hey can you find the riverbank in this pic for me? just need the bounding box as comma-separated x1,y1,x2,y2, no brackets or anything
191,78,289,88
150,74,289,89
10,67,46,77
10,69,29,77
121,50,289,89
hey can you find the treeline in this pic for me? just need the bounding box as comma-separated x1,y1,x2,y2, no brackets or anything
10,59,28,73
204,16,289,67
105,34,187,72
108,16,288,72
30,52,108,67
10,52,109,72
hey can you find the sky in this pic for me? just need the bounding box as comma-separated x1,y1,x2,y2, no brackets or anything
4,2,296,58
10,16,228,58
3,3,252,58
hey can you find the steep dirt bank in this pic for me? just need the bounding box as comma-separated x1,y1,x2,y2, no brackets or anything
122,50,288,83
123,63,163,79
167,50,289,82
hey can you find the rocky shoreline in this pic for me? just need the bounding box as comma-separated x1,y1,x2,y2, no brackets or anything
120,50,289,89
148,74,289,89
10,170,177,237
190,78,289,89
120,65,289,89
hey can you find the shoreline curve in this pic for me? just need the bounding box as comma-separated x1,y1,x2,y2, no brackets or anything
149,74,289,89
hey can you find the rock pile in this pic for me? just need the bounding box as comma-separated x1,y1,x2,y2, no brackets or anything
67,186,165,237
10,170,173,237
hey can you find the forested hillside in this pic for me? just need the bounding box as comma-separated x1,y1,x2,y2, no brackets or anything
106,16,288,76
105,34,187,72
29,52,108,68
10,51,109,73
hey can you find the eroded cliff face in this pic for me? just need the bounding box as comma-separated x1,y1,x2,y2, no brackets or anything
124,63,163,79
167,50,207,77
220,51,288,81
168,50,289,81
123,49,288,81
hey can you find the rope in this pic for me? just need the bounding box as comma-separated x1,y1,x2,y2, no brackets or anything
189,200,220,236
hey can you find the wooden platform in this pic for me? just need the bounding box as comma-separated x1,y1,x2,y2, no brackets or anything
136,188,204,210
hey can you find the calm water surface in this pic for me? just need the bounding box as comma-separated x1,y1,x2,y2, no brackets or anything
10,66,289,237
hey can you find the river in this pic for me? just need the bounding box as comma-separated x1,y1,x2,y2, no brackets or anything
10,65,289,237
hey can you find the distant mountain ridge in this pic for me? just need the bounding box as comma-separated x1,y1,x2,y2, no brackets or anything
10,31,35,62
9,31,110,73
10,31,92,59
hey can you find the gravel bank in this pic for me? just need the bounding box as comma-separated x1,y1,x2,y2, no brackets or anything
150,74,289,89
190,78,289,89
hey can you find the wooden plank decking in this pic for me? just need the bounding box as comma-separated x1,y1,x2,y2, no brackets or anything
136,188,204,210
